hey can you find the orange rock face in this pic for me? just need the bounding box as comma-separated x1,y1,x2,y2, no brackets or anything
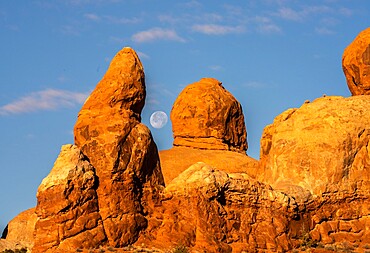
171,78,247,152
3,208,37,250
159,147,258,184
342,27,370,95
74,47,164,247
33,145,106,252
260,96,370,196
138,163,298,252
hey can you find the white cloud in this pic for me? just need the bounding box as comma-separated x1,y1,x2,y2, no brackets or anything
209,65,223,71
0,89,89,115
84,13,101,21
254,16,282,34
275,5,332,21
258,23,282,34
315,27,335,35
192,24,244,35
131,28,186,43
137,51,150,59
276,7,303,21
243,81,268,89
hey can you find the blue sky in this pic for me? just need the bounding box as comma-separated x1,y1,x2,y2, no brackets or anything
0,0,369,233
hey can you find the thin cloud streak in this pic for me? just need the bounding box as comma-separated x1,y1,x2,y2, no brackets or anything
132,28,186,43
0,89,89,115
192,24,245,35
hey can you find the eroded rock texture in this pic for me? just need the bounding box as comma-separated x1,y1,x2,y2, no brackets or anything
343,27,370,95
159,147,258,184
259,95,370,249
33,144,105,253
137,162,298,252
3,208,37,250
74,47,164,247
171,78,247,152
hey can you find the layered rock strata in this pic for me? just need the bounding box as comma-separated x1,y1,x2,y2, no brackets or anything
171,77,247,152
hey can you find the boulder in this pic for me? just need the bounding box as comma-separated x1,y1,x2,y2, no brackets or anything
159,147,258,184
74,47,164,247
138,162,298,252
259,95,370,196
171,78,247,152
3,208,37,250
33,144,106,252
343,27,370,95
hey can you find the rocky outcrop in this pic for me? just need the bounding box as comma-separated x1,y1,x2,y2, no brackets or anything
33,144,106,252
160,78,255,184
171,78,247,152
159,147,258,184
3,208,37,250
259,95,370,250
260,95,370,196
74,47,164,247
137,162,299,252
343,27,370,95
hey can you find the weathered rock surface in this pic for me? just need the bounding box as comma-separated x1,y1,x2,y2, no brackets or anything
33,144,106,253
171,78,247,152
3,208,37,250
260,95,370,196
74,47,164,247
159,147,258,184
137,162,299,252
343,27,370,95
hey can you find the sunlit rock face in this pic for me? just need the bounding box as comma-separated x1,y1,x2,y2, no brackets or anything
171,77,248,153
138,162,299,253
260,96,370,196
33,144,106,253
343,27,370,95
159,77,257,185
74,47,164,247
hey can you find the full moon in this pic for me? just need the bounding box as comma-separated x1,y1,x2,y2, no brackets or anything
150,111,168,129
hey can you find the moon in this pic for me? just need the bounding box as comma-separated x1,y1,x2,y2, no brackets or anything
150,111,168,129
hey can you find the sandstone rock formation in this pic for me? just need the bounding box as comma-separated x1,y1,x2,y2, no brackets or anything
73,47,164,247
259,95,370,250
3,208,37,250
33,144,106,252
259,95,370,197
160,77,256,184
171,77,247,152
137,162,299,252
5,28,370,252
343,27,370,95
159,147,258,184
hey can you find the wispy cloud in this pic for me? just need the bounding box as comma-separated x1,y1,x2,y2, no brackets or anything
137,51,150,59
315,27,335,35
61,25,81,36
132,28,186,43
254,16,282,34
84,13,101,21
0,89,89,115
192,24,244,35
275,5,332,21
243,81,268,89
84,13,140,24
208,65,223,71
